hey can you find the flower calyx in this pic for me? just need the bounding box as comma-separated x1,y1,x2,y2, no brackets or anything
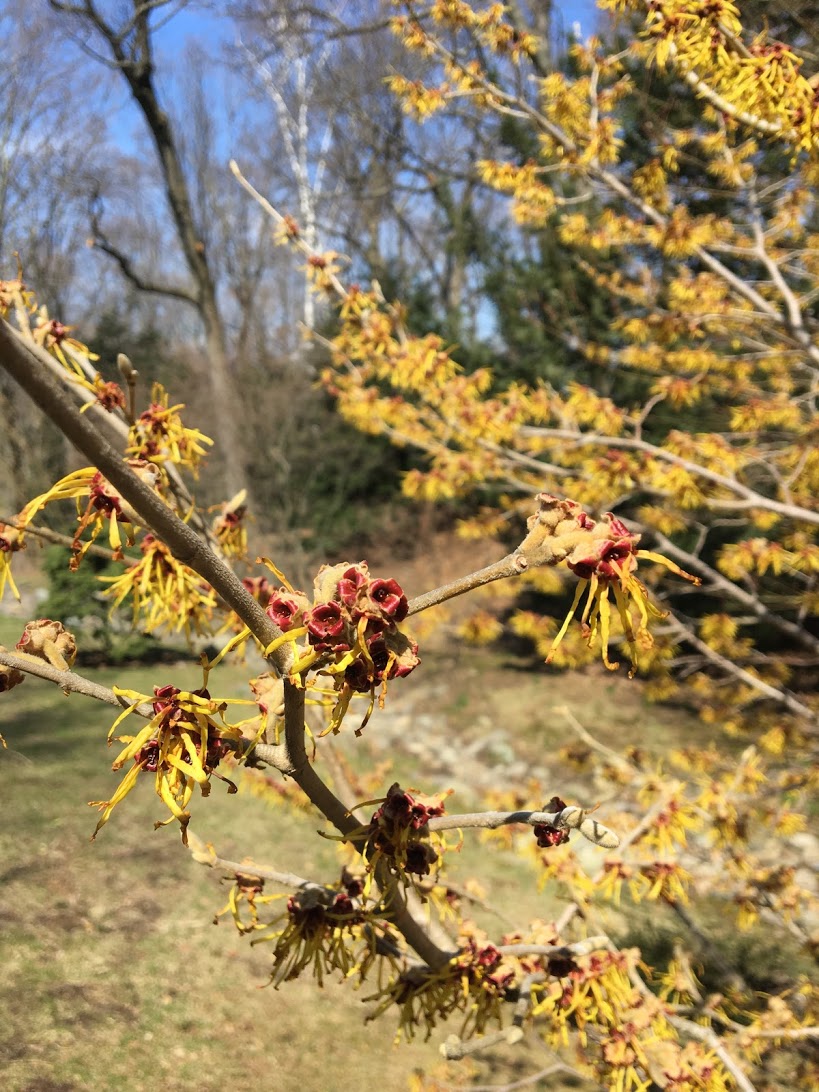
259,873,383,989
0,522,25,555
366,782,448,879
533,794,571,849
266,587,310,633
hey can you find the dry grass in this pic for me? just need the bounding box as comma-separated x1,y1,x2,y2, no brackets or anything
0,628,449,1091
0,620,583,1092
0,609,707,1092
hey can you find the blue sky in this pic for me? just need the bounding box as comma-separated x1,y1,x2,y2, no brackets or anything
95,1,610,179
553,0,604,38
155,1,605,56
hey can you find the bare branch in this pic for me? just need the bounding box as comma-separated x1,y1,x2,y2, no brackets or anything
645,528,819,656
518,426,819,527
89,210,198,304
497,936,611,959
664,616,817,724
427,806,620,849
186,832,315,889
230,160,348,299
407,553,524,616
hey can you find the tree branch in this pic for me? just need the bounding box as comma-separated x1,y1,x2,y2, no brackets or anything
407,553,524,616
0,513,121,562
428,805,620,849
645,527,819,656
0,318,284,668
669,1016,758,1092
0,648,154,716
518,427,819,527
186,831,314,889
497,936,611,959
663,616,817,724
90,216,198,304
280,674,456,968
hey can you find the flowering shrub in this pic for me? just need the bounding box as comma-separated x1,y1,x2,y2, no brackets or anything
1,4,818,1089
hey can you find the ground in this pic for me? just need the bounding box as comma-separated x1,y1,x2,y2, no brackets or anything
1,568,803,1091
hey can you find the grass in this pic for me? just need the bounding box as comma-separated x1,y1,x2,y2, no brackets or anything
0,625,440,1091
1,614,595,1092
0,613,775,1091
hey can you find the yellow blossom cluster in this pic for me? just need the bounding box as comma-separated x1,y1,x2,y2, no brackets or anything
127,382,213,476
0,272,127,411
91,682,246,842
599,0,819,155
102,534,217,636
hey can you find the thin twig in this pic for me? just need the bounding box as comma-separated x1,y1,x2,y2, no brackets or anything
408,553,524,616
186,832,314,888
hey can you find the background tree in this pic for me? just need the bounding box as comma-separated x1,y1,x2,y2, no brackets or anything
49,0,247,494
321,0,819,739
0,0,112,509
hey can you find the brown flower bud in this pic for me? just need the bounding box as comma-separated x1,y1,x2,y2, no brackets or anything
16,620,77,671
312,560,369,605
248,673,285,743
249,673,285,718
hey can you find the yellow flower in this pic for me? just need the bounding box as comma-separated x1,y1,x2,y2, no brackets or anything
518,495,700,675
102,534,217,636
211,489,249,560
597,858,639,905
211,869,283,935
457,609,504,645
637,861,692,903
127,383,213,475
0,521,24,602
32,308,99,372
90,683,245,842
365,933,518,1041
17,461,164,564
254,882,380,988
